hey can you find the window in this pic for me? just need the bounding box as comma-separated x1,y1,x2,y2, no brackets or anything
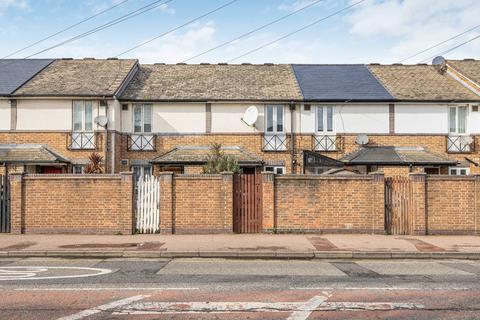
73,101,93,132
132,165,153,182
449,167,470,176
449,106,467,134
73,165,85,174
133,104,153,133
316,106,334,133
265,105,284,133
264,166,285,174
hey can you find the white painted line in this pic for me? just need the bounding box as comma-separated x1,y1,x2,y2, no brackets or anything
13,287,199,291
0,267,112,281
56,295,149,320
291,287,474,291
287,293,330,320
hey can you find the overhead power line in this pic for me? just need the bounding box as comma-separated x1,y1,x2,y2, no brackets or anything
419,33,480,63
1,0,130,59
116,0,241,57
182,0,323,63
20,0,174,60
226,0,366,63
397,23,480,63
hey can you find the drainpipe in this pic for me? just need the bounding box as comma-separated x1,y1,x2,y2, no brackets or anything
289,102,297,174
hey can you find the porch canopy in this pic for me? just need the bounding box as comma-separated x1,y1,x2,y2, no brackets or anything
0,144,70,166
341,146,458,166
151,146,263,167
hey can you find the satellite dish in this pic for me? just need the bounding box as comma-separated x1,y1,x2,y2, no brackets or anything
95,115,108,127
432,56,447,73
355,134,369,146
242,106,259,126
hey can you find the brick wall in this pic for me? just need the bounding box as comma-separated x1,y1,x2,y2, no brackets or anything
9,172,133,235
159,172,233,234
262,173,385,234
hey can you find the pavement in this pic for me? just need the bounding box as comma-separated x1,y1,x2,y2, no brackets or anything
1,234,480,259
1,257,480,319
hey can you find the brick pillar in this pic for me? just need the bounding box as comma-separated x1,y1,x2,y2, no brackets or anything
475,175,480,235
262,172,275,233
9,172,24,234
410,173,427,235
159,172,174,234
221,172,233,233
369,172,385,234
120,172,134,235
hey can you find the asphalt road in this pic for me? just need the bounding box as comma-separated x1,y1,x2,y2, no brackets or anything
1,257,480,319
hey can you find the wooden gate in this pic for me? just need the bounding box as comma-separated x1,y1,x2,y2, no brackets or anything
233,174,262,233
385,177,413,235
136,175,160,234
0,174,10,233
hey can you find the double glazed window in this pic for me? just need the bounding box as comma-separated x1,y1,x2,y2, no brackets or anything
265,105,284,133
449,167,469,175
73,101,93,132
449,106,467,134
132,165,152,182
316,106,334,133
133,104,152,133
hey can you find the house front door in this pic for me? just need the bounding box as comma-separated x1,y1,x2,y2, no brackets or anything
41,166,63,174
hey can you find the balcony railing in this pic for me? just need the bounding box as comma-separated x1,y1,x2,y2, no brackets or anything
262,134,289,151
312,134,342,152
128,134,156,151
447,135,475,153
67,132,97,150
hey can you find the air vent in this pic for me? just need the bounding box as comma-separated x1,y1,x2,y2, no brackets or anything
99,100,107,107
122,104,129,111
304,104,311,111
121,159,129,166
472,105,479,112
107,57,118,60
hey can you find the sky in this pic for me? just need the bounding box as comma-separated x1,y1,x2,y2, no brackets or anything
0,0,479,64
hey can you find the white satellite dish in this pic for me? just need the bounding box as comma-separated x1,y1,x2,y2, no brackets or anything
355,134,369,146
241,106,259,126
95,115,108,127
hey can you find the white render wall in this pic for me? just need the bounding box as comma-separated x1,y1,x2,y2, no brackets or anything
299,104,390,134
395,104,449,134
0,99,10,130
16,99,73,131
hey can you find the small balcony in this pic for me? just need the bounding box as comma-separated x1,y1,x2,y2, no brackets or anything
312,134,342,152
128,134,156,151
447,135,475,153
262,134,289,152
67,132,97,150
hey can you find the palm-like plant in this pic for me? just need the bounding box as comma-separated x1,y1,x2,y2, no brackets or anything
202,143,240,174
84,152,104,174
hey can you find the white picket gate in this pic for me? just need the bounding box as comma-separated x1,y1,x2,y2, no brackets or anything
136,175,160,234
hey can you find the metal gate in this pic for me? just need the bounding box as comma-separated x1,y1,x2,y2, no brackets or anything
0,174,10,233
136,175,160,234
233,174,262,233
385,177,413,235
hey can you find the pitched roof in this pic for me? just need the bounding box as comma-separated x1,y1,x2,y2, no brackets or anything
0,59,54,95
151,146,263,165
368,64,479,101
0,144,70,164
14,58,138,97
342,146,457,165
447,59,480,85
292,64,393,101
120,64,302,101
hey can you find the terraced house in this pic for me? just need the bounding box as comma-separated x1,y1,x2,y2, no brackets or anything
1,57,480,178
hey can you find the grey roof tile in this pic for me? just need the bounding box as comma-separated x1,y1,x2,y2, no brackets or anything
0,144,70,163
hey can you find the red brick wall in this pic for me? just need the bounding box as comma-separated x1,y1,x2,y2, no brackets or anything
9,172,134,235
263,173,385,234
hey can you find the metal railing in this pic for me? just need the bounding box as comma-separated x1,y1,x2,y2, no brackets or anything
446,135,474,153
262,134,289,151
312,134,342,152
67,132,97,150
128,134,156,151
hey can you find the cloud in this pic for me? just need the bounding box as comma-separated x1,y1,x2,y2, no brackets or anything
156,3,174,14
0,0,28,13
278,0,320,12
343,0,480,62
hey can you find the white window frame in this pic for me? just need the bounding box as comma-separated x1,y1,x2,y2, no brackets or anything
264,166,285,175
132,165,153,182
448,105,468,135
72,165,85,174
315,105,335,134
265,105,285,134
133,104,153,134
449,167,470,176
72,100,94,132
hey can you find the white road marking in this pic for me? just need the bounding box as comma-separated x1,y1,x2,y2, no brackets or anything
0,267,112,280
13,287,199,291
287,294,330,320
292,287,474,291
56,295,149,320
